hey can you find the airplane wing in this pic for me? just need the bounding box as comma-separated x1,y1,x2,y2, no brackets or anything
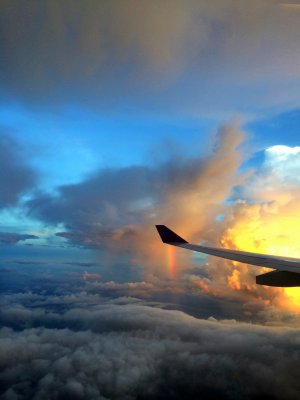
155,225,300,287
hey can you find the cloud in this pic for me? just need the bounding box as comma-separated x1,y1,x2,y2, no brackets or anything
28,165,158,232
0,232,38,245
210,144,300,312
85,275,300,325
0,294,299,400
223,144,300,257
0,134,37,209
1,1,300,114
82,271,101,281
27,122,246,268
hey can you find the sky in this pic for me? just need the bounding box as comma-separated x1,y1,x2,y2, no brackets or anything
0,1,300,399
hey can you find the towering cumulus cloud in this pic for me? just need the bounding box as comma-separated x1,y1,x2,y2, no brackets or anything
216,144,300,312
27,122,245,269
25,122,300,319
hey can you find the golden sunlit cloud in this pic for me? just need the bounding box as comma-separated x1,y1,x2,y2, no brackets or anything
122,127,300,318
219,144,300,311
222,204,300,310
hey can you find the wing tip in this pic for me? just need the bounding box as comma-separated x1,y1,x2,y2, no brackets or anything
155,225,188,244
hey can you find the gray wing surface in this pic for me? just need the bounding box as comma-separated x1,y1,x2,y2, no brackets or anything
155,225,300,287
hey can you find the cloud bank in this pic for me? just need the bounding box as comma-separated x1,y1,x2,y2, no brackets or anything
0,293,299,400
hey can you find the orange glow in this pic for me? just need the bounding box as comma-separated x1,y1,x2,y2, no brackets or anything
222,203,300,309
166,245,176,278
284,288,300,308
227,269,241,291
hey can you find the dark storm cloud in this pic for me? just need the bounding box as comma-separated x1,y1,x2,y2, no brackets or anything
26,122,244,253
0,134,37,208
0,232,38,245
27,159,204,250
27,162,165,257
1,1,300,114
0,293,299,400
28,165,158,233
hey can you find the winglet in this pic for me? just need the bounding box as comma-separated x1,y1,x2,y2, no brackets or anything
155,225,188,244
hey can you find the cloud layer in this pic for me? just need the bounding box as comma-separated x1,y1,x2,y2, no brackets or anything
1,0,300,114
0,293,299,400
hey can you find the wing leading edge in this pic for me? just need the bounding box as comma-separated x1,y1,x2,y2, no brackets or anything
155,225,300,287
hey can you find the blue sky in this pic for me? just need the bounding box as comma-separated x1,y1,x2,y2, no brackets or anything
0,103,217,186
1,103,299,192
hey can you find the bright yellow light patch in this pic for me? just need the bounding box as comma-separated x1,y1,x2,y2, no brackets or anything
285,288,300,307
222,202,300,309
